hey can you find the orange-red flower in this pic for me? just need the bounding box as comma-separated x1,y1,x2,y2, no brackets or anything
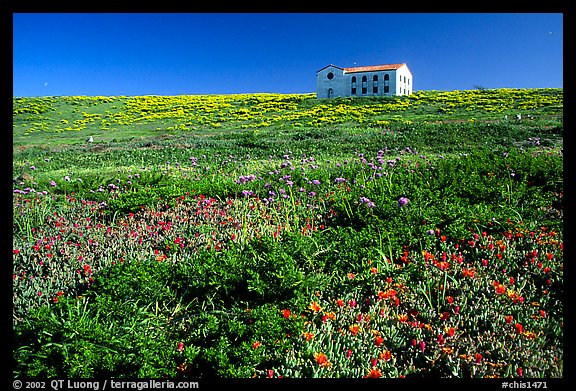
379,350,392,362
281,309,291,319
308,301,322,313
314,352,331,368
377,289,397,300
302,332,315,341
493,281,506,295
375,335,384,346
522,330,537,339
349,324,360,336
324,311,336,321
364,367,382,378
252,341,262,349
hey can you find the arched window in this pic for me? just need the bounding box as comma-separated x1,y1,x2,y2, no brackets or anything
361,75,367,94
328,88,334,98
373,75,378,94
384,74,390,93
351,76,357,95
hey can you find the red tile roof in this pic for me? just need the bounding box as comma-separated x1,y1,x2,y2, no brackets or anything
343,63,407,73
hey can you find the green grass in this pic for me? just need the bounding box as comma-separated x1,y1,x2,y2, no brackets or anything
12,89,563,379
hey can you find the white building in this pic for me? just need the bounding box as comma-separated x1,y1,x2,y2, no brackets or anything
316,63,413,99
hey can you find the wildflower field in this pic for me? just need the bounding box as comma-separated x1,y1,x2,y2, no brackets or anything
12,89,563,379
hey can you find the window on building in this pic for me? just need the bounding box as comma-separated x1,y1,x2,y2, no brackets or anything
373,75,378,94
361,75,367,94
351,76,357,95
327,72,334,80
384,74,390,93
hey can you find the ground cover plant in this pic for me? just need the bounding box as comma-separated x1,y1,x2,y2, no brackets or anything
13,89,563,379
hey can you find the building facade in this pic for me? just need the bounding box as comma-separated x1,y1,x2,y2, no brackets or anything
316,63,413,99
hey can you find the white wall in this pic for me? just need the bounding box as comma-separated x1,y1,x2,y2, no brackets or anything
395,66,413,96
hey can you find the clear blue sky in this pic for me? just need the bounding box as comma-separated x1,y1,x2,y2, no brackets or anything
12,13,563,97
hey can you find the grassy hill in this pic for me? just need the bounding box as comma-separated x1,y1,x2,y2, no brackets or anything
13,88,563,148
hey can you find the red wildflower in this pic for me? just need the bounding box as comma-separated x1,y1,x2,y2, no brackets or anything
375,335,384,346
493,281,506,295
474,353,483,364
252,341,262,349
281,309,291,319
364,367,382,378
539,310,547,318
437,334,445,345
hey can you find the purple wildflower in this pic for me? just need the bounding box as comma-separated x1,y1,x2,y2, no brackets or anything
359,197,376,208
398,197,409,207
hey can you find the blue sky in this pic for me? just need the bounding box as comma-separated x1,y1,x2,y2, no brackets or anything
12,13,563,97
